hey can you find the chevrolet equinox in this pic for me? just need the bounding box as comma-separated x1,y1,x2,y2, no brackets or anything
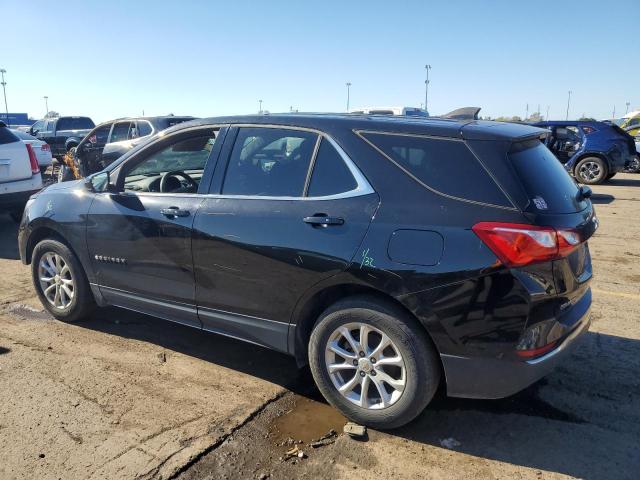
18,115,596,428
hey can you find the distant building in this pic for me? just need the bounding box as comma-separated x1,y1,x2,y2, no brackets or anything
0,113,31,126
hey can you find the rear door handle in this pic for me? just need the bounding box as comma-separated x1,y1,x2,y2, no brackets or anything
161,207,190,218
303,215,344,226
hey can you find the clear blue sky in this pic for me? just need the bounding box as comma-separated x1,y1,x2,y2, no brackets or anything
2,0,639,122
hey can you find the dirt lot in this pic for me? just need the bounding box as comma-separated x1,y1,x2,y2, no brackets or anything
1,174,639,480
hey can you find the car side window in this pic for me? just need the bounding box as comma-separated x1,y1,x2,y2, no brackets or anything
361,132,511,207
87,124,112,147
32,121,44,133
137,121,153,137
307,139,357,196
222,127,318,197
110,122,131,143
123,131,218,194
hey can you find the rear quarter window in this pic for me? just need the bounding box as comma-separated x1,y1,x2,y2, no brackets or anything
360,131,511,207
509,139,586,214
0,127,20,145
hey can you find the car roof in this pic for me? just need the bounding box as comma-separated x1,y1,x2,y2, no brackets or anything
168,113,546,141
534,120,607,127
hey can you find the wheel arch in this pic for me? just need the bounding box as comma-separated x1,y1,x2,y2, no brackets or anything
25,224,75,265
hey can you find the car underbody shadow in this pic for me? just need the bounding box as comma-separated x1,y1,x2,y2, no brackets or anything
606,177,640,187
0,215,20,260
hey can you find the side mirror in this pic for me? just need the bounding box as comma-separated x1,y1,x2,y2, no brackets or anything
85,171,115,193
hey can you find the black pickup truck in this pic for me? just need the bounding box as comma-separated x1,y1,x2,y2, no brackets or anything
29,116,95,158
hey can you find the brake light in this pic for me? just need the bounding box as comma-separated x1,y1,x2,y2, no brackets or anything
472,222,581,267
26,143,40,175
516,341,558,358
41,143,50,152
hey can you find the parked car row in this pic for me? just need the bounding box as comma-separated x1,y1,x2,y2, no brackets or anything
0,121,43,221
58,115,194,181
18,114,596,428
29,116,95,159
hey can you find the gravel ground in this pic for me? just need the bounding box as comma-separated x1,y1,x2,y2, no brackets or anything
0,174,639,479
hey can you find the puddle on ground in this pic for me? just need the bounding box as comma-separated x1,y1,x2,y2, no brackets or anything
269,396,346,445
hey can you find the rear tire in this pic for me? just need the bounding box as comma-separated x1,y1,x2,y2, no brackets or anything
308,296,440,429
31,239,95,322
575,157,608,185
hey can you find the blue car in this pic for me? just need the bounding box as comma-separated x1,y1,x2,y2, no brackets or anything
534,121,637,184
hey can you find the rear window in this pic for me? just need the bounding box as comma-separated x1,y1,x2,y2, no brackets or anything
0,127,20,145
56,117,95,131
509,140,586,214
361,132,511,207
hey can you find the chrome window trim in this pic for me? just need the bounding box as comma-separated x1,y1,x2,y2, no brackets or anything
216,124,374,200
135,119,155,139
354,129,518,211
118,123,375,201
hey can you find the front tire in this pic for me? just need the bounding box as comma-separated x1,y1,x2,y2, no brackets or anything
575,157,608,184
31,239,95,322
309,296,440,429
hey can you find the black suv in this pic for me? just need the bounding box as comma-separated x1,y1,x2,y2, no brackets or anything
18,115,595,428
29,116,95,158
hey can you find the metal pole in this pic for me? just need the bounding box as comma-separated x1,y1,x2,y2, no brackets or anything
546,105,550,121
44,96,49,116
612,106,616,119
258,99,263,114
566,90,572,120
0,69,8,125
345,82,351,112
424,65,431,113
625,102,630,114
525,103,529,121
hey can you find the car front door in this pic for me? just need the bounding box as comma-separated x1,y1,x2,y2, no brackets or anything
86,126,225,327
192,126,379,351
102,121,135,166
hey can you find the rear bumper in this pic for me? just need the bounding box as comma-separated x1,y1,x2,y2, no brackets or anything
0,175,42,210
441,305,591,399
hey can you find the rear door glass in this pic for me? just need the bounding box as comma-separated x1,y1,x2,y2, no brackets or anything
361,132,511,207
307,139,357,196
509,140,586,213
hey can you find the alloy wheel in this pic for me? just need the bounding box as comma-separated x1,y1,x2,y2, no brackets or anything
38,252,74,309
578,161,601,182
324,322,407,409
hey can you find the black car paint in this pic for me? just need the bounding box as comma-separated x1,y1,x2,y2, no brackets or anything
18,114,594,399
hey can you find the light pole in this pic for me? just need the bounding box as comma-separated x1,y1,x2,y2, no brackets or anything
525,103,529,121
258,99,263,114
0,69,8,125
612,105,616,119
44,96,49,116
625,102,630,114
565,90,572,120
345,82,351,112
546,105,550,121
424,64,431,113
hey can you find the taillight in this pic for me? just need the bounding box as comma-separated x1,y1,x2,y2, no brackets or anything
41,143,50,152
472,222,581,267
26,143,40,175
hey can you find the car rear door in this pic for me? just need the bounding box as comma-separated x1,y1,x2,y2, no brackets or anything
192,126,379,351
86,125,225,328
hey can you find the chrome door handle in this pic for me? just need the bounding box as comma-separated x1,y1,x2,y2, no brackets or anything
161,207,190,218
303,215,344,226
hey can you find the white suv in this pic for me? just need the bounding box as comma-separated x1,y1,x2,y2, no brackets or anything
0,121,43,222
